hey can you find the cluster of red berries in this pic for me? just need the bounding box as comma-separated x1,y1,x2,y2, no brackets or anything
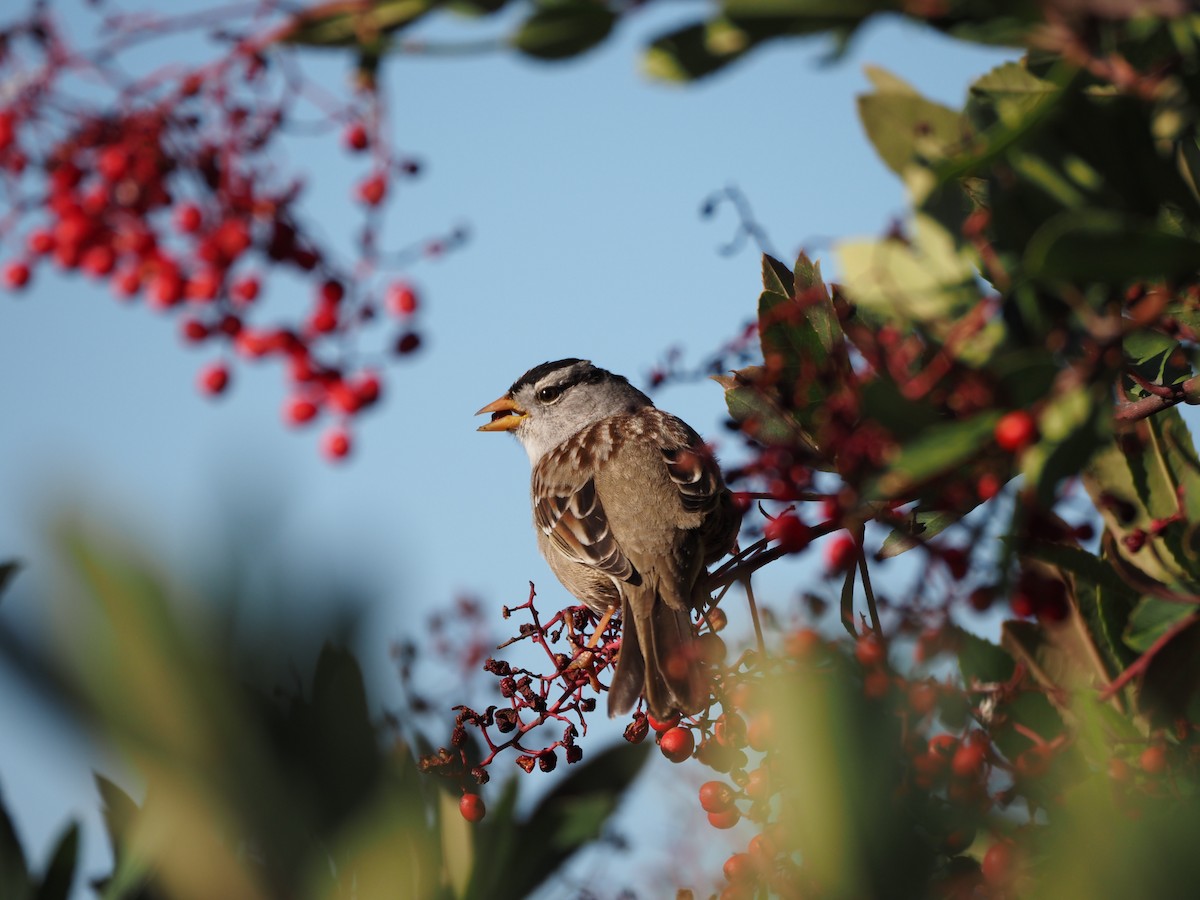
0,11,456,461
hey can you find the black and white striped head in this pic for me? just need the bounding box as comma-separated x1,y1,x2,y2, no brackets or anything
476,359,652,462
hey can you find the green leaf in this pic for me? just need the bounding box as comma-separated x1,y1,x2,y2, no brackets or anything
837,213,980,327
1025,210,1200,284
857,70,965,177
793,252,843,360
511,0,616,60
1084,406,1200,588
0,789,31,900
969,61,1060,127
761,253,793,296
642,21,755,83
278,0,437,47
957,628,1014,685
721,0,887,15
868,411,1001,500
1124,597,1197,653
476,742,650,900
1021,383,1109,506
956,627,1065,759
33,823,77,900
878,511,958,559
716,370,821,455
1124,330,1191,390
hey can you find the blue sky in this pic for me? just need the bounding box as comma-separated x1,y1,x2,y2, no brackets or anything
0,4,1017,893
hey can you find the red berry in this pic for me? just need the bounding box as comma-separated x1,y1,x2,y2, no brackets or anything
231,276,260,304
825,533,857,571
395,331,422,354
355,372,381,407
96,145,129,181
213,218,252,261
199,363,230,396
27,230,55,256
743,767,770,801
854,635,885,668
699,780,736,814
977,471,1003,501
1108,757,1131,782
706,807,741,829
763,513,811,553
285,397,319,426
968,586,994,612
995,410,1037,452
356,173,387,206
322,427,352,461
310,306,339,334
111,266,141,298
181,319,209,343
951,742,987,779
942,547,969,580
659,726,694,763
81,245,115,278
648,712,680,733
328,380,362,415
148,268,184,308
343,121,369,151
1010,590,1035,618
459,793,485,823
0,112,13,152
174,203,204,234
723,852,756,883
1140,744,1168,775
319,279,345,305
982,841,1016,885
785,628,822,658
746,713,774,752
387,282,419,315
3,261,31,290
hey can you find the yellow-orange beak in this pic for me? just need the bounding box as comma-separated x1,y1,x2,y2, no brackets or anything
476,395,528,432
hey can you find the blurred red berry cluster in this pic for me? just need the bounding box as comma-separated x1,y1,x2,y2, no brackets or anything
0,7,462,460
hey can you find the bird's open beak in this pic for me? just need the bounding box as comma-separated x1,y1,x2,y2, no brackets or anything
476,395,528,432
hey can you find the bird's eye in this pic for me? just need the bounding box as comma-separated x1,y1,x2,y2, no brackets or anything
537,385,564,404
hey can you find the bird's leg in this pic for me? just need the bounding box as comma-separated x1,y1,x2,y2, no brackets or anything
586,604,617,649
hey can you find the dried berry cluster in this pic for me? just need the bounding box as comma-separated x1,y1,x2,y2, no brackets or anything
418,585,620,788
0,8,462,460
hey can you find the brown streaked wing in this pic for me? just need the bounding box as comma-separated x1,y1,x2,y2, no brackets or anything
533,474,635,581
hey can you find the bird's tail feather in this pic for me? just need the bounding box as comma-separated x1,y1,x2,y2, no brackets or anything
607,591,708,719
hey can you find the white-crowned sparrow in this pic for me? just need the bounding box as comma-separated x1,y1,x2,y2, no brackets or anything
477,358,739,718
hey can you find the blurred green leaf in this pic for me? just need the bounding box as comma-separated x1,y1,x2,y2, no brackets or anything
512,0,616,60
1124,596,1196,653
720,0,886,16
642,21,755,82
468,741,649,900
716,369,822,455
1022,384,1109,505
1025,210,1200,283
33,823,77,900
837,214,980,327
857,67,965,177
1085,406,1200,589
957,627,1065,758
878,511,957,558
278,0,437,47
869,411,1001,500
1124,330,1192,389
0,789,31,900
